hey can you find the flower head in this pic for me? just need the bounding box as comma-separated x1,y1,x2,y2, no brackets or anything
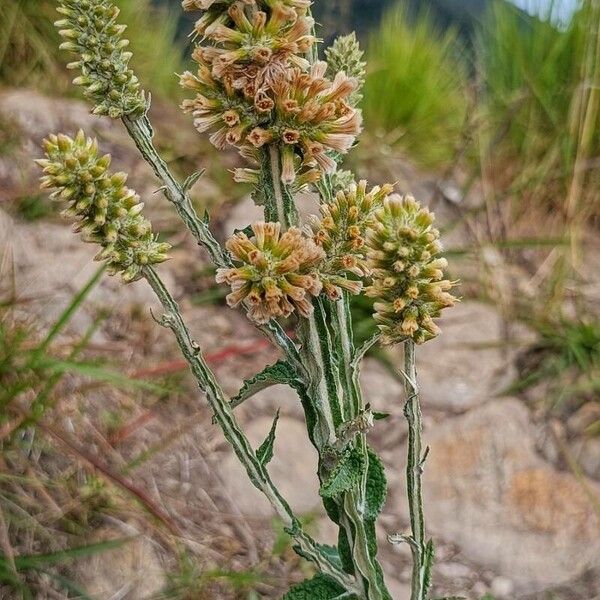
180,0,362,185
55,0,145,118
216,222,324,323
37,131,169,282
366,195,458,344
311,180,393,299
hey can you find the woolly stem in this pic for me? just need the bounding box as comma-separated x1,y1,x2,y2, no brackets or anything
121,113,304,375
403,339,426,600
142,265,360,594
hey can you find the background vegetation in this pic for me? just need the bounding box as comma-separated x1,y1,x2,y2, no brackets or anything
1,0,598,598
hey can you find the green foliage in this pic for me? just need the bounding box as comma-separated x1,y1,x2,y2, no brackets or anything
474,0,599,214
362,5,468,167
256,409,280,466
283,574,348,599
364,449,387,520
231,360,297,409
0,538,129,600
319,447,366,499
510,316,600,414
0,0,183,99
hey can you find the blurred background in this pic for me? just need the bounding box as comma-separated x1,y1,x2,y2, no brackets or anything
1,0,599,598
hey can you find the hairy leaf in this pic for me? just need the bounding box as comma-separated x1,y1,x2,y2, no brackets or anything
282,574,349,599
320,447,365,498
364,448,387,520
256,409,279,466
231,361,296,409
423,538,435,595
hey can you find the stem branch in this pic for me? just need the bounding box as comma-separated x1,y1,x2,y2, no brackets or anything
403,339,426,600
142,266,359,593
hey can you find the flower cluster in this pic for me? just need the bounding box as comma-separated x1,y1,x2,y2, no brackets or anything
180,0,362,184
311,181,393,299
37,131,169,282
366,196,457,344
216,222,324,323
55,0,145,118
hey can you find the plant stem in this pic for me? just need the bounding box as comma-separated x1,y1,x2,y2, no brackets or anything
403,339,426,600
141,265,360,594
122,114,229,268
121,113,304,375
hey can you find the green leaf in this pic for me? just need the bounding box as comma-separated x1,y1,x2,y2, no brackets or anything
182,169,205,193
320,447,365,498
11,537,131,570
364,448,387,520
372,411,390,421
231,361,296,410
33,357,169,394
423,538,435,595
315,544,343,570
256,409,279,466
282,574,348,600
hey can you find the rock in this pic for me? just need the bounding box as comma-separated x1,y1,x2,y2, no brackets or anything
219,415,321,517
568,402,600,434
386,578,411,599
1,209,170,335
75,528,165,599
392,398,600,592
436,561,474,579
572,437,600,480
396,301,532,412
491,576,515,598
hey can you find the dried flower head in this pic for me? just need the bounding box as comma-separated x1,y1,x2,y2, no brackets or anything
181,0,362,185
312,180,393,299
366,195,457,344
216,222,324,323
37,131,169,282
325,33,366,106
55,0,145,118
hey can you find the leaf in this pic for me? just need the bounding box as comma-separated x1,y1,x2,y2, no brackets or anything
423,538,435,595
372,411,390,421
282,574,348,600
319,447,365,498
11,538,131,569
182,169,205,193
233,224,254,237
315,544,343,570
33,357,169,394
364,448,387,520
256,409,279,466
230,360,297,410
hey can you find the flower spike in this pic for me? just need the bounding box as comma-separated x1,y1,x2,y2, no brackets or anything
37,131,169,282
366,195,458,344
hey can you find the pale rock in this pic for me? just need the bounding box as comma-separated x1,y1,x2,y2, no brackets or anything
392,398,600,591
75,529,165,599
491,576,515,598
572,437,600,480
398,301,533,411
219,415,321,517
1,210,170,335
